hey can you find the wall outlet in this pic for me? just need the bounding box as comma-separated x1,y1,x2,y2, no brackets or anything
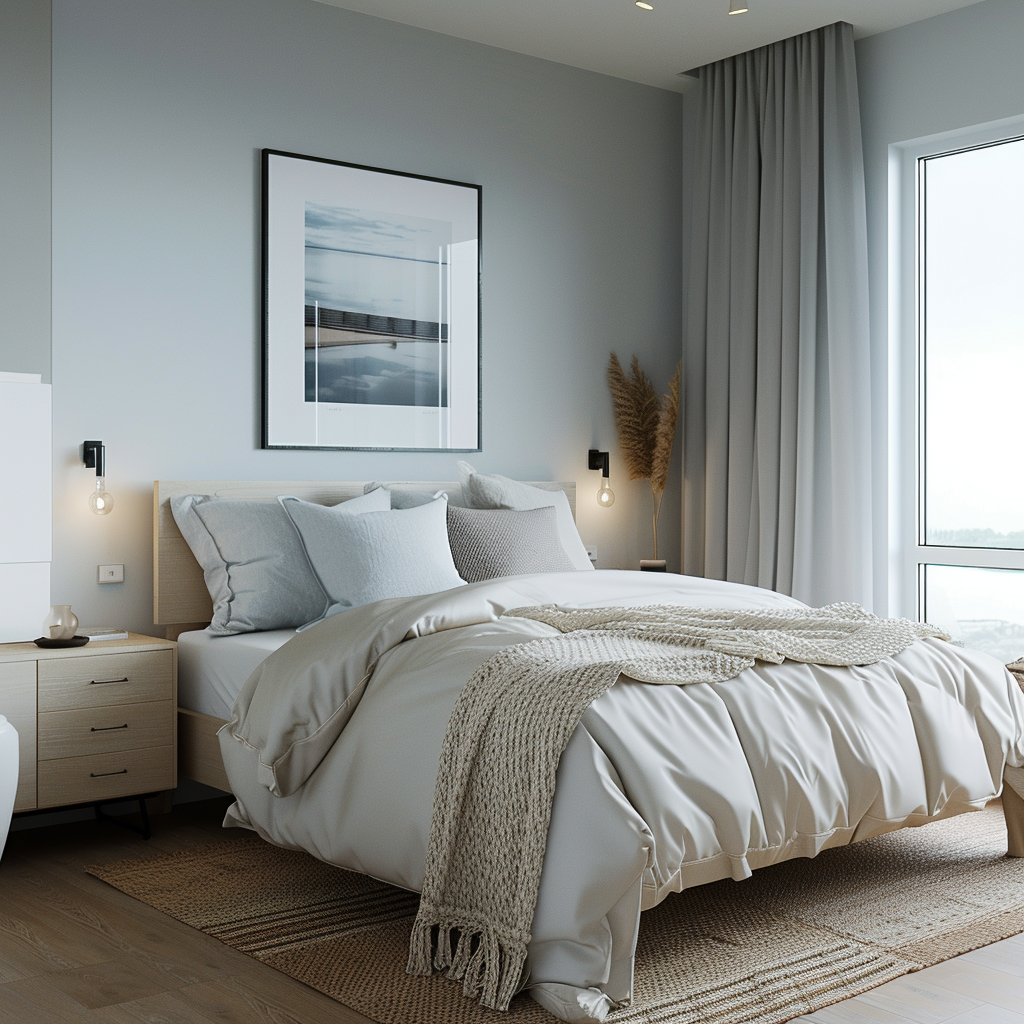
98,564,124,584
585,547,599,568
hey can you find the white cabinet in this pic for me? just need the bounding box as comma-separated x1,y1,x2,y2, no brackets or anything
0,376,51,643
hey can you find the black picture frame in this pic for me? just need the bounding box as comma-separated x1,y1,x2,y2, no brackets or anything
261,149,482,451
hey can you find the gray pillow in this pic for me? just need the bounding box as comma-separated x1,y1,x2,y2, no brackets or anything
170,488,390,635
455,461,593,570
447,505,576,583
279,496,466,628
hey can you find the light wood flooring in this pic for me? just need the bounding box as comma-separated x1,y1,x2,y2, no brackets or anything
1,797,1023,1024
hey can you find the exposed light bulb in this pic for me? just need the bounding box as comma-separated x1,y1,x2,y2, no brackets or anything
90,477,114,516
597,478,616,507
635,1,653,8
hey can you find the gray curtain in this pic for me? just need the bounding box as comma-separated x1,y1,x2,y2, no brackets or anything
683,21,873,609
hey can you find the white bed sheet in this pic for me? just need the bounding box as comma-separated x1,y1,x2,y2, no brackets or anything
177,628,296,719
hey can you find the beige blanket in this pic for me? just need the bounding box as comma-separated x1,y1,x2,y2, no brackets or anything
407,602,947,1010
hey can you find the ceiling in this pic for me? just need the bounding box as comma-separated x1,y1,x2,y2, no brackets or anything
314,0,986,93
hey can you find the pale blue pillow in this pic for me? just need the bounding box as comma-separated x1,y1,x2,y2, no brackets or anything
279,496,466,629
171,488,390,635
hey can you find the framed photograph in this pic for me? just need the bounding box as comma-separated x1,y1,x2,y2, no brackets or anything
262,149,481,451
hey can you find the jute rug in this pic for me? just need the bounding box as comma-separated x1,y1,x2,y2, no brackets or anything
87,804,1024,1024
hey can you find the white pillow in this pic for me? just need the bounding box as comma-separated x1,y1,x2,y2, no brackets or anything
279,496,466,629
455,462,593,571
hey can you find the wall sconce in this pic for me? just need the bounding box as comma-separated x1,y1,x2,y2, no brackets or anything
82,440,113,515
588,449,615,507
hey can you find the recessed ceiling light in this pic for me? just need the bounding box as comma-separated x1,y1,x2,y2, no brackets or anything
635,1,654,9
728,1,749,12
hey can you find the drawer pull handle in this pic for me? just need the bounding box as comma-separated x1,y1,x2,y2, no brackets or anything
89,677,129,685
91,724,128,732
90,769,128,778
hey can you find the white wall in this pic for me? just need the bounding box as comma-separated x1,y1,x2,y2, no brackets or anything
856,0,1024,613
48,0,684,634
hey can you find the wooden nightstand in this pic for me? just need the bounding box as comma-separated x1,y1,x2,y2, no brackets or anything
0,634,177,824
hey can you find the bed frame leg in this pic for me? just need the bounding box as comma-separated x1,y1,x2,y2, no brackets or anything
1004,782,1024,858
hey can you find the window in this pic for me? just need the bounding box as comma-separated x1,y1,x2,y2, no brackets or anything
892,122,1024,662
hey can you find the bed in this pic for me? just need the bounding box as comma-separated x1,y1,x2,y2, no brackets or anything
154,478,1024,1022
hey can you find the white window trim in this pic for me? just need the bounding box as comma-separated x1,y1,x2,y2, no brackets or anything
889,113,1024,622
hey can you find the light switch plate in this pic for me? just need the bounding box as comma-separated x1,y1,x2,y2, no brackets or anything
98,564,124,584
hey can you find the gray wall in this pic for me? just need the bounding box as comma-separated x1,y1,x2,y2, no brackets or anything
49,0,683,634
856,0,1024,613
0,0,51,381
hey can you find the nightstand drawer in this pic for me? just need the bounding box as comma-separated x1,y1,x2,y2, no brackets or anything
36,745,174,808
37,700,174,760
37,650,173,711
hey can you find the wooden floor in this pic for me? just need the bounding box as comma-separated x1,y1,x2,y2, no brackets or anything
0,797,373,1024
1,797,1023,1024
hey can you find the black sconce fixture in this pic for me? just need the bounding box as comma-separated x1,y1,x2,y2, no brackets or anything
83,440,113,515
588,449,615,507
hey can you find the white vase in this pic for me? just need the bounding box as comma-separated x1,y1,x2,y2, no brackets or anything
42,605,79,640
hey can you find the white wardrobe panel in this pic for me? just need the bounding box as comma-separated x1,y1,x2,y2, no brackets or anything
0,562,50,642
0,381,51,563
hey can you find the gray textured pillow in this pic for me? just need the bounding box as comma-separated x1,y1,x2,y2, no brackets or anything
455,461,593,570
171,488,389,635
447,505,576,583
279,496,466,628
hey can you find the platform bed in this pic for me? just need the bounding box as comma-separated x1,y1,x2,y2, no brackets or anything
153,475,1024,1019
155,480,1024,939
155,479,1024,852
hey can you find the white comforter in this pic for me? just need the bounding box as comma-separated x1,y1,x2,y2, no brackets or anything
219,571,1024,1021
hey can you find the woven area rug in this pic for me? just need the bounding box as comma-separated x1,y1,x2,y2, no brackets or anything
87,804,1024,1024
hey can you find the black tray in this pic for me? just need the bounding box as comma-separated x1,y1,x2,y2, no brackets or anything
33,635,89,649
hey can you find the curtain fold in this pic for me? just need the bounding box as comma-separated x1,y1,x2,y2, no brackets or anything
683,21,873,609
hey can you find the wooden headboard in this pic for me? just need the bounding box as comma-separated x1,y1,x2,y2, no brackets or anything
153,479,577,629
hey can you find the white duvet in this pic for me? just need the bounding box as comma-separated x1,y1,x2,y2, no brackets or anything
219,570,1024,1021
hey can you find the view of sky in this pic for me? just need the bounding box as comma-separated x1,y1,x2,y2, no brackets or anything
304,202,451,321
923,138,1024,540
921,137,1024,658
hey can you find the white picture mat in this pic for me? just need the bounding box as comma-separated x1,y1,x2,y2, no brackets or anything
264,153,480,450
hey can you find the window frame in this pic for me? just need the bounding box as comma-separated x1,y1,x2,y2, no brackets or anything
889,114,1024,622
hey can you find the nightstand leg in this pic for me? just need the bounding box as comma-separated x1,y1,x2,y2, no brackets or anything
93,794,154,841
137,795,151,841
1004,783,1024,858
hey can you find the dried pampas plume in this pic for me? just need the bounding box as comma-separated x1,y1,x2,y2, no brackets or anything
651,362,681,497
606,353,682,560
607,354,659,481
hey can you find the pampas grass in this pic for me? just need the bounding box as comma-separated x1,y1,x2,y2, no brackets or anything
607,354,681,560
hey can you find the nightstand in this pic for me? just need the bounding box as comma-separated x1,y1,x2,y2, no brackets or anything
0,634,177,826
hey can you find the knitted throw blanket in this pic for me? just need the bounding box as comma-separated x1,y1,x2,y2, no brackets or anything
406,602,947,1010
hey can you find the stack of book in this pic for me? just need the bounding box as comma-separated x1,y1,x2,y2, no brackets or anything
79,628,129,642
